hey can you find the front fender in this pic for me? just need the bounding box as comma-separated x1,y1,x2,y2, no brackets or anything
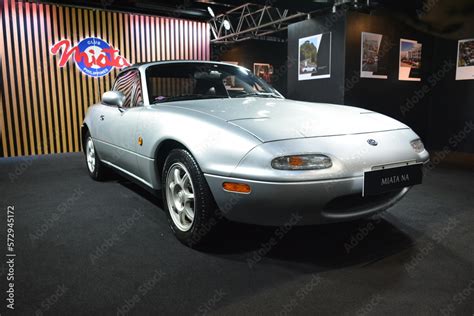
137,104,262,188
82,104,103,140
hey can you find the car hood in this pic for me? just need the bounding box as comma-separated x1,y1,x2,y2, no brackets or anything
169,98,409,142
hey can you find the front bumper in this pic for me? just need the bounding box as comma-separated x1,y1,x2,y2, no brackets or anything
205,173,410,226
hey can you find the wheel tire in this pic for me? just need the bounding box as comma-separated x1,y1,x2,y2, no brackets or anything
84,132,107,181
162,148,220,248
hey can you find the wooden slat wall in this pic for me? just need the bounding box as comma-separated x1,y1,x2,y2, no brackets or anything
0,0,210,157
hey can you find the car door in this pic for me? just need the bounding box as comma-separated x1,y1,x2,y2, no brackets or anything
97,70,143,177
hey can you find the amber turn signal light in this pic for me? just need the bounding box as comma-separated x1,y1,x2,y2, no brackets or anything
288,156,304,167
222,182,251,194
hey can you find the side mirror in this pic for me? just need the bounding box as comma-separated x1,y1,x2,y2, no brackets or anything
102,91,125,108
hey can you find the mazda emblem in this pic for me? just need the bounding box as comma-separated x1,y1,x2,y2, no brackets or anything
367,139,378,146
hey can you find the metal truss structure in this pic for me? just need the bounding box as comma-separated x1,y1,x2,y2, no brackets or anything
209,3,307,43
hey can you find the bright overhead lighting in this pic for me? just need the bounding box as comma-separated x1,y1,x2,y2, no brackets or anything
223,19,231,30
207,6,215,18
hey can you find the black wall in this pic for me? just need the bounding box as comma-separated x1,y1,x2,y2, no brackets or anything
212,39,288,95
287,11,474,154
429,37,474,153
343,12,434,144
287,12,347,104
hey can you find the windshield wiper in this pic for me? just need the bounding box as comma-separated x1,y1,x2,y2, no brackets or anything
152,94,228,104
233,92,281,99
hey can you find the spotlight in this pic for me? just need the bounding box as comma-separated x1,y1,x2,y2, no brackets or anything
223,19,231,31
207,6,215,18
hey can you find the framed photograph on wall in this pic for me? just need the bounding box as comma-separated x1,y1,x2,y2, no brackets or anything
360,32,389,79
298,32,331,81
456,39,474,80
253,63,273,83
399,39,422,81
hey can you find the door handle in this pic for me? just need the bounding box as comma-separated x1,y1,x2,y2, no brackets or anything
100,115,105,121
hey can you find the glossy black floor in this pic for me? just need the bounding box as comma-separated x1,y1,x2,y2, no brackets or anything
0,153,473,315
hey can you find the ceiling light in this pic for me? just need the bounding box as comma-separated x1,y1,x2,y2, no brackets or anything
223,19,231,31
207,6,215,18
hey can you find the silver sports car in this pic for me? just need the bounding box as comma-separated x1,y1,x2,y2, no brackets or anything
82,61,429,246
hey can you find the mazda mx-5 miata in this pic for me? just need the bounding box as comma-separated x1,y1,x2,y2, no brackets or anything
82,61,429,246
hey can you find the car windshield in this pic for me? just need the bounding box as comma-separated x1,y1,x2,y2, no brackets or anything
146,62,282,104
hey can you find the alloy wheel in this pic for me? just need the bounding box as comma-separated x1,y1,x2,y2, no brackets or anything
165,162,195,231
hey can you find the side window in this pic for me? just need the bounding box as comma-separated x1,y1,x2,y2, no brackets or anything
113,70,142,108
131,77,143,107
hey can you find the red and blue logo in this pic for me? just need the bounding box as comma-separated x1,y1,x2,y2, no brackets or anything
50,37,130,77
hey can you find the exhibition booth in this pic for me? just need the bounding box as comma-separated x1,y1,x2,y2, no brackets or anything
0,0,472,314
